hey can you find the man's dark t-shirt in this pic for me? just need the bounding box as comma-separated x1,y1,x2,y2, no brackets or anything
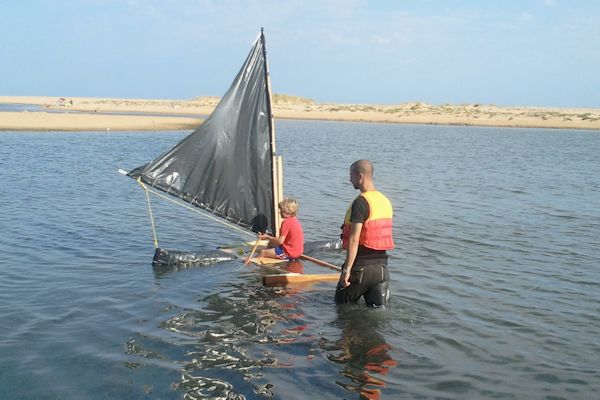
350,196,388,260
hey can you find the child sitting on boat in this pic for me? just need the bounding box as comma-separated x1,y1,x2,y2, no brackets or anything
258,197,304,260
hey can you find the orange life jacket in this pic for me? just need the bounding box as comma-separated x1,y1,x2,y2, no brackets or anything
341,191,394,251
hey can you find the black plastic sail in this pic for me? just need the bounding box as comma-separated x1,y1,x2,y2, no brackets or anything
129,32,275,234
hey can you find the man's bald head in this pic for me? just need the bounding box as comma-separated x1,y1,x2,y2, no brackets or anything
350,159,374,178
349,160,375,191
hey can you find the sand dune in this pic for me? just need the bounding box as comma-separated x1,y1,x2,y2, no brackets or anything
0,111,200,131
1,95,599,131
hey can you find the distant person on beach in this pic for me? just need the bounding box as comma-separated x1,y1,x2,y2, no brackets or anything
259,198,304,260
336,160,394,307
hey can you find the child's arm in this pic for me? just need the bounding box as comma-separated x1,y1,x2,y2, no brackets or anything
259,232,286,247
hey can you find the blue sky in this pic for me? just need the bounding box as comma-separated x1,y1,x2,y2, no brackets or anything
1,0,599,107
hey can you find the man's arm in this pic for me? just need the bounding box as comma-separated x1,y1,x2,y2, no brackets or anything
340,222,363,287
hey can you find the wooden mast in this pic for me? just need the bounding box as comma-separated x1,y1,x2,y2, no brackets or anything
261,28,283,237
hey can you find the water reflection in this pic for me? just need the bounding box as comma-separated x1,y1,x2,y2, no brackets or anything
126,280,311,399
283,260,304,274
322,307,398,400
0,103,43,112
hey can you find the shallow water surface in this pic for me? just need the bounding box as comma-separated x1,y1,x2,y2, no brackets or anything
1,121,599,399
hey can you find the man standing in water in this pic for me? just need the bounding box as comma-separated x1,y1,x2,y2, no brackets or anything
336,160,394,307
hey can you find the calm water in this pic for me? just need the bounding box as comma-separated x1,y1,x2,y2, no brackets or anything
0,103,43,112
0,103,204,117
1,121,599,399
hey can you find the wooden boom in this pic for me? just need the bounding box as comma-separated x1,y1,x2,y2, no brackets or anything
263,273,339,286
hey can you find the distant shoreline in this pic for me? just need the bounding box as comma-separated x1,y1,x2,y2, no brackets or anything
1,95,599,131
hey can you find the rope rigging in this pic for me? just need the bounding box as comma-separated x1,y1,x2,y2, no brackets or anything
135,178,256,249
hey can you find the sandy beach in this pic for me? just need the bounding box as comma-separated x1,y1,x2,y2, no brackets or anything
1,95,599,131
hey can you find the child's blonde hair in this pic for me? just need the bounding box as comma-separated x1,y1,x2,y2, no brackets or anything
278,197,298,217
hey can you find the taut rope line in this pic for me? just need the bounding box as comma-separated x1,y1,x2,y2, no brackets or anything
135,179,255,239
136,178,159,248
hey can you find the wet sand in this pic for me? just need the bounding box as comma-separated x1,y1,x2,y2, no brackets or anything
1,95,599,131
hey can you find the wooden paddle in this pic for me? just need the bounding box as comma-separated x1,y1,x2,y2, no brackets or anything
244,236,261,265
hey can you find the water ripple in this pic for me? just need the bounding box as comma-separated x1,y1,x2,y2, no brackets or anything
2,126,600,398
